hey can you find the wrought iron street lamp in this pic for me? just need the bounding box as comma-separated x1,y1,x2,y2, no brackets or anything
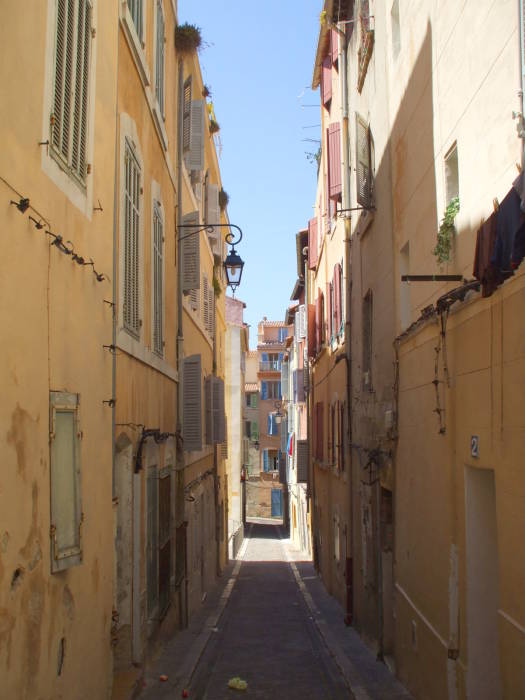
274,400,283,424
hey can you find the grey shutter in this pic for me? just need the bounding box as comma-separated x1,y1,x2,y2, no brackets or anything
153,202,164,356
297,440,308,483
205,375,214,445
281,361,289,401
183,355,202,452
71,0,91,180
52,0,75,161
50,391,82,573
213,377,225,444
208,284,215,338
124,141,141,336
203,275,210,332
182,78,192,152
206,183,221,255
356,114,371,207
182,211,200,292
299,304,306,338
188,100,205,172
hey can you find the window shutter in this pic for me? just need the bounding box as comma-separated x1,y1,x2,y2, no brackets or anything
326,281,333,341
315,294,322,353
123,140,141,337
182,211,200,292
153,203,164,356
49,391,82,573
297,440,308,483
71,0,91,180
208,284,215,338
296,369,304,403
183,355,202,451
278,381,282,399
267,413,272,435
321,55,332,107
205,375,213,445
213,377,225,444
128,0,143,40
261,381,268,400
299,304,306,338
308,304,316,358
316,402,324,460
327,122,342,200
251,421,259,441
182,78,192,152
206,183,221,255
281,361,289,400
356,115,371,207
190,287,199,311
203,275,210,331
263,449,269,472
308,217,318,270
188,100,205,172
334,263,342,333
331,27,339,65
155,1,165,115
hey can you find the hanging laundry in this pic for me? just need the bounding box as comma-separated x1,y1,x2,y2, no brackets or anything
473,213,499,297
490,188,525,277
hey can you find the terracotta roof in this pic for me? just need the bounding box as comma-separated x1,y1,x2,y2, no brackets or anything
247,350,257,357
245,383,258,392
260,320,288,327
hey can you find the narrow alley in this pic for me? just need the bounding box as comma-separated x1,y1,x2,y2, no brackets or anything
136,521,411,700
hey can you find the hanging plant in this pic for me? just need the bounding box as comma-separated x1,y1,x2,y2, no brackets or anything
209,118,220,134
174,23,202,53
219,188,229,211
433,197,460,264
202,84,211,98
212,275,222,297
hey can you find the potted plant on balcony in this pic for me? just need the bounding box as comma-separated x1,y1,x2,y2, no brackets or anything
174,23,202,53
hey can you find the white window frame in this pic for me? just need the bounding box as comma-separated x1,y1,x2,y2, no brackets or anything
152,0,168,150
41,0,98,216
151,183,165,357
117,115,177,380
120,0,150,87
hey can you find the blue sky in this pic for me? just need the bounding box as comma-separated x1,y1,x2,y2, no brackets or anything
178,1,321,348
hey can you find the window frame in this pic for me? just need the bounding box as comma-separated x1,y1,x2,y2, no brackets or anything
123,137,142,340
151,192,165,357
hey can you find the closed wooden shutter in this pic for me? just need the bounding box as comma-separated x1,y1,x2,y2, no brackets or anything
188,100,205,171
308,217,318,270
182,211,200,292
299,304,306,338
124,140,141,337
296,369,304,403
203,275,210,331
213,377,225,444
327,122,342,200
261,381,268,400
52,0,92,183
208,284,215,338
316,402,324,460
183,355,202,452
356,114,371,207
153,202,164,356
182,78,192,152
263,449,269,472
155,1,165,115
326,281,333,341
308,304,316,358
331,27,339,65
334,263,342,334
49,391,82,573
297,440,308,483
321,55,332,107
206,183,221,255
205,375,213,445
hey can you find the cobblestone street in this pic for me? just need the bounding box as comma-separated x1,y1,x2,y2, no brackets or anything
137,522,411,700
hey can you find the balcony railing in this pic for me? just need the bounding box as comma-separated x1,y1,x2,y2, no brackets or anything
259,361,281,372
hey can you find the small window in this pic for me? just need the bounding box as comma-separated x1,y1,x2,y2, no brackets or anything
152,201,164,356
49,392,82,573
127,0,143,41
391,0,401,59
445,143,459,205
51,0,93,186
356,115,374,209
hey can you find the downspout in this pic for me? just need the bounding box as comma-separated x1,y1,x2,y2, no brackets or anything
176,58,188,628
519,0,525,168
336,19,354,627
213,285,220,576
304,250,316,565
111,21,120,507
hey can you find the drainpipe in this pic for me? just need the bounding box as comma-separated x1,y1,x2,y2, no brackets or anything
176,58,188,628
212,284,220,576
336,18,354,627
304,250,316,565
519,0,525,167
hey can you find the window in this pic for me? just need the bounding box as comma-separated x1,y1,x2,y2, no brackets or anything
321,55,332,108
51,0,92,186
263,449,279,472
250,421,259,441
203,275,215,338
182,78,192,152
205,375,225,445
182,211,200,294
152,201,164,356
445,142,459,205
267,413,279,436
362,290,373,390
334,263,343,336
308,216,318,270
261,381,281,400
278,327,288,343
123,139,141,338
49,391,82,573
183,97,205,172
391,0,400,59
245,421,251,438
246,392,258,408
356,115,374,209
315,291,325,353
127,0,143,40
338,402,345,472
154,1,165,116
314,402,324,460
